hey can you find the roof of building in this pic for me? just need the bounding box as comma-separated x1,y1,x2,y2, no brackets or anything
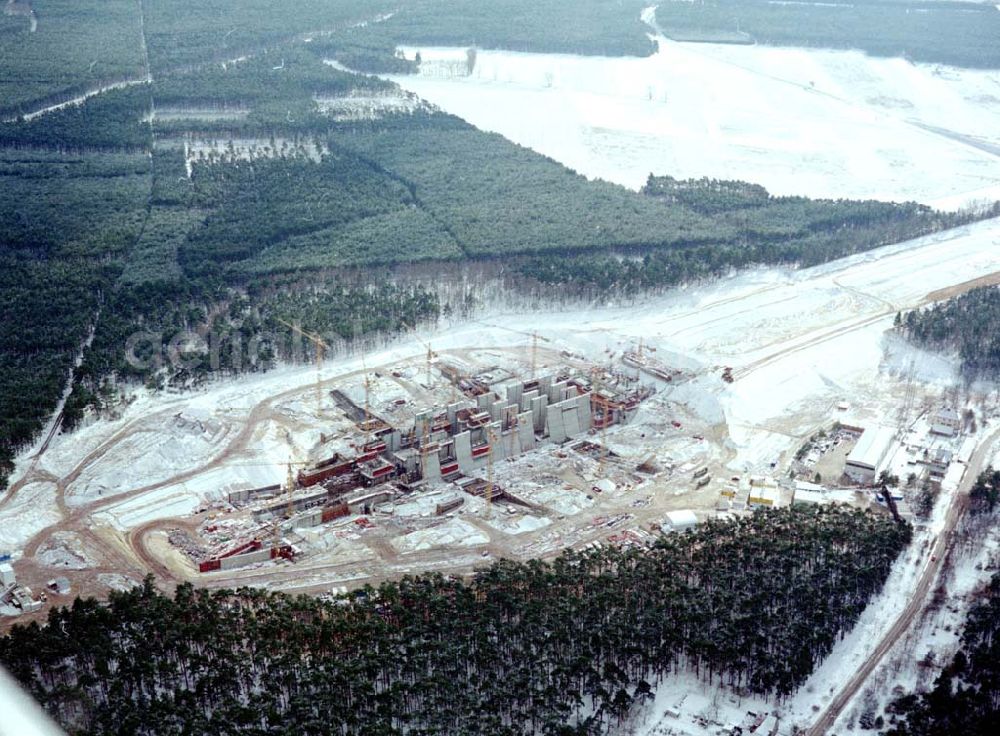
663,509,698,529
793,488,829,505
937,407,961,422
930,424,956,437
931,448,954,464
846,426,896,470
794,480,825,492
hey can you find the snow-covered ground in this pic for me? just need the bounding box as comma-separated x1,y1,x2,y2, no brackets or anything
36,532,100,570
1,218,997,731
0,482,60,553
391,518,488,554
834,517,1000,733
387,40,1000,208
64,410,233,507
3,217,998,545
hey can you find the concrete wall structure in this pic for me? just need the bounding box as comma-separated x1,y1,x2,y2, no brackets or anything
219,548,272,570
422,448,442,482
545,392,592,444
517,412,535,451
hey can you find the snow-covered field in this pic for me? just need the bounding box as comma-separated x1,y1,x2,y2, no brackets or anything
388,40,1000,208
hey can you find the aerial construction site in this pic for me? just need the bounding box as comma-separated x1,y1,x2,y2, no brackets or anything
3,220,999,639
2,331,724,618
186,347,657,578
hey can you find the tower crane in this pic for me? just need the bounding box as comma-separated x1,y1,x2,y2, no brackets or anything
360,343,374,431
410,332,438,390
276,318,330,417
485,425,497,517
590,367,609,478
350,321,378,435
472,321,550,374
531,331,539,377
223,458,311,519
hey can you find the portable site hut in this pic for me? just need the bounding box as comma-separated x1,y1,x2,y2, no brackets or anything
47,577,71,595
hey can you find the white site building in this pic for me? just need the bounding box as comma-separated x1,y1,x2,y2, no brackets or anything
661,509,699,533
930,407,962,438
844,426,897,484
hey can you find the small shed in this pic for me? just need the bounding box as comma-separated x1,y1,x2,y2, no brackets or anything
754,714,779,735
47,577,71,595
0,562,14,588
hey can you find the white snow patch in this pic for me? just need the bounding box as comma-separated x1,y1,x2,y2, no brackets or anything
388,41,1000,208
36,532,99,570
392,518,488,553
0,482,60,552
96,573,142,592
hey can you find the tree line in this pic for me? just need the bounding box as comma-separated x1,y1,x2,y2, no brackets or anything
1,506,910,735
655,0,1000,68
896,286,1000,382
517,176,991,295
0,149,150,488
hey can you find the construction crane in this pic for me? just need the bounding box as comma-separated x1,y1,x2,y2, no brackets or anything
349,320,379,436
285,460,297,518
590,367,609,478
276,317,330,417
410,332,438,389
269,517,283,558
223,458,310,518
473,321,551,372
531,331,540,377
484,426,497,517
359,341,374,431
417,409,433,480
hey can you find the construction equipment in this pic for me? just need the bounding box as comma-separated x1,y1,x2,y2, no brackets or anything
351,322,380,435
473,321,551,372
411,332,438,390
269,517,282,557
276,318,330,416
590,367,609,478
418,410,433,480
222,458,311,504
485,426,497,517
285,460,297,518
360,344,373,430
531,332,539,377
